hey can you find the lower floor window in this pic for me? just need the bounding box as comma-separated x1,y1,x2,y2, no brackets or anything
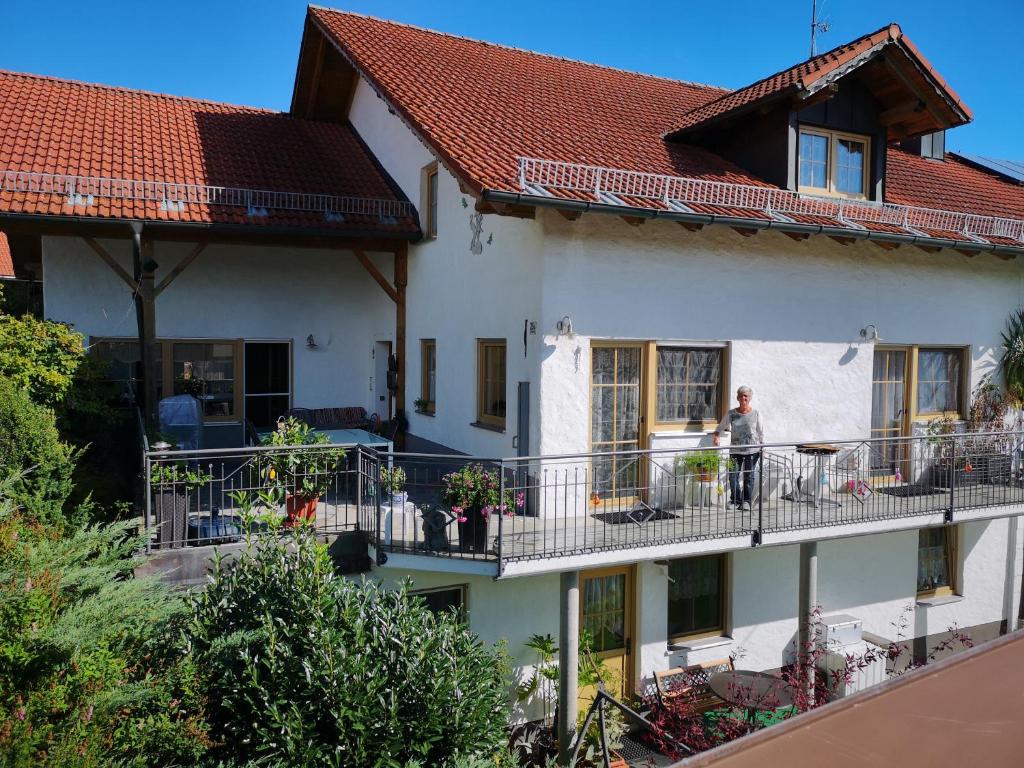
918,526,957,596
410,584,467,620
667,554,726,639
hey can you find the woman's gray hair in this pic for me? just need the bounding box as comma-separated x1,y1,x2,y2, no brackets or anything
736,385,753,397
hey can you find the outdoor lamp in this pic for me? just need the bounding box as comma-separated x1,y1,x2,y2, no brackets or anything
556,315,575,338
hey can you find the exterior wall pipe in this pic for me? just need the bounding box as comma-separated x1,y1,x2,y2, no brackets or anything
557,570,580,766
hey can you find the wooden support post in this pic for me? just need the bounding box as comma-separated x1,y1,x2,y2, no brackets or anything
394,245,408,420
354,250,399,303
133,229,159,429
154,242,206,297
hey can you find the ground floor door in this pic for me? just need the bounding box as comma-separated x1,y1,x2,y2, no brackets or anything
373,341,392,422
871,347,910,478
578,566,634,712
590,344,644,505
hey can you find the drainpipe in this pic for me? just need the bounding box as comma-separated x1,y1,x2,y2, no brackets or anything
798,541,819,706
557,570,580,765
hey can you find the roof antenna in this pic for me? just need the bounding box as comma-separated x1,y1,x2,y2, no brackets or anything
810,0,832,56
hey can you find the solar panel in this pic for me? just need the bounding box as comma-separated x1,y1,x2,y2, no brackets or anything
953,152,1024,184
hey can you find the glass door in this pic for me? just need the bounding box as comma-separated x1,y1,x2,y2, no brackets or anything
871,348,908,477
578,566,634,711
591,344,643,504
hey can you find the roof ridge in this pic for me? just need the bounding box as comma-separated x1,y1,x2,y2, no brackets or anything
308,4,731,93
670,22,898,123
0,68,281,114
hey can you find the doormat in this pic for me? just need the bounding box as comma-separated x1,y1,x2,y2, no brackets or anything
593,509,677,525
877,484,938,497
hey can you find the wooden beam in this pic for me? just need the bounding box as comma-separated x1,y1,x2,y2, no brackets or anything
83,236,138,291
133,232,159,428
305,33,326,119
954,249,978,258
678,222,704,232
154,242,206,297
828,236,856,246
731,227,759,238
915,244,943,254
783,231,810,241
796,82,839,109
993,252,1017,261
880,99,926,125
557,209,583,221
354,249,399,303
475,199,536,219
874,241,901,251
394,244,408,437
620,216,645,227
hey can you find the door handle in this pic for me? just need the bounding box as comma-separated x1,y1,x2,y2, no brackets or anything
512,435,519,449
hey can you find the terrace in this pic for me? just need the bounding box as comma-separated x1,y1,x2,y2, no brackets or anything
143,427,1024,578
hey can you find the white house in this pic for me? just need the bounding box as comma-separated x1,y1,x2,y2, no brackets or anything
4,6,1024,739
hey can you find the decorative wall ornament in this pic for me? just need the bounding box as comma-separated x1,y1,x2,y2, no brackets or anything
469,212,484,254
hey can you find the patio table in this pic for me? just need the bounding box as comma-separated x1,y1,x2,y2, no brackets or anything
708,670,796,730
795,443,843,509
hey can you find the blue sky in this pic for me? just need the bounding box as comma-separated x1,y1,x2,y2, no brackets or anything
3,0,1021,158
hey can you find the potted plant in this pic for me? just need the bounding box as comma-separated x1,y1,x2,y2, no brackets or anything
413,397,432,414
381,465,408,505
261,417,347,526
149,459,212,547
380,465,416,546
441,463,523,553
674,450,730,508
967,376,1012,484
926,416,977,488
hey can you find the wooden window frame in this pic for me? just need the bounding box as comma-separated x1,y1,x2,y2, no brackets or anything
410,583,468,620
916,525,959,599
421,161,439,238
797,127,871,201
667,553,730,644
91,336,245,424
420,338,436,415
476,339,507,430
648,342,729,432
911,346,969,421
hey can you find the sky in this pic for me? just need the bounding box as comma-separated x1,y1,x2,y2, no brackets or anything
3,0,1022,159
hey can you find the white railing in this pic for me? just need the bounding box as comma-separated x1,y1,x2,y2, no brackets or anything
518,157,1024,243
0,169,414,221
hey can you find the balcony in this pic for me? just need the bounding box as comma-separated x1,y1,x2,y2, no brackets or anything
143,430,1024,578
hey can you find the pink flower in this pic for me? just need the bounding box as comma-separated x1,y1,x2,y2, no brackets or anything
516,492,525,508
16,708,26,721
457,516,468,523
481,505,493,519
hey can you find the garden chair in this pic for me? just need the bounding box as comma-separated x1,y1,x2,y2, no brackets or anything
653,657,734,712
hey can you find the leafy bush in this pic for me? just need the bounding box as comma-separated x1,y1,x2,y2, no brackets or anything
186,518,510,767
0,483,211,767
0,312,89,411
0,378,77,524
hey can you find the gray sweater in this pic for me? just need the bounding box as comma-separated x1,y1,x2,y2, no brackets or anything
715,409,765,455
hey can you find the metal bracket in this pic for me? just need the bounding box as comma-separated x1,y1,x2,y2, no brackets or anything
751,529,762,546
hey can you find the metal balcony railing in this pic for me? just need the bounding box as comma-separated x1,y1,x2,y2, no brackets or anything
143,430,1024,576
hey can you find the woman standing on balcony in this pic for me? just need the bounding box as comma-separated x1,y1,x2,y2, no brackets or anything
712,386,765,511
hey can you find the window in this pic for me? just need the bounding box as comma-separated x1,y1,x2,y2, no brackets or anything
917,348,963,416
420,339,436,414
410,584,467,620
798,128,870,199
422,162,439,237
244,342,291,429
667,554,726,640
476,339,506,429
656,347,723,426
918,527,957,597
91,337,249,422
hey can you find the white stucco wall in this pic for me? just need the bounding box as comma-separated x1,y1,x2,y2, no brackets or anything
42,236,396,416
349,77,547,457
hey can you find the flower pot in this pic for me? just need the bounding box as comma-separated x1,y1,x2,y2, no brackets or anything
983,453,1013,485
930,462,979,489
457,509,490,553
285,494,318,526
153,490,189,548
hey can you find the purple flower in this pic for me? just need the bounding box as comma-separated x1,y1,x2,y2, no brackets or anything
516,492,525,508
457,516,468,523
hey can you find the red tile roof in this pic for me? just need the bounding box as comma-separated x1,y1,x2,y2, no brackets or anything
0,232,12,277
666,24,970,136
310,8,1021,250
0,70,418,236
309,6,767,195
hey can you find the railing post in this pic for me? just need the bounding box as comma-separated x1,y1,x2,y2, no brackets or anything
374,448,385,565
355,445,363,533
497,459,506,573
948,438,956,523
755,448,764,545
144,451,152,554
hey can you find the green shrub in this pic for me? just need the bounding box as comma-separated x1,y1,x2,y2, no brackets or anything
0,312,87,411
0,483,211,767
0,378,76,524
186,520,510,767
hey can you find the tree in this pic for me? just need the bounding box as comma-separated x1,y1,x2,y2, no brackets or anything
186,511,511,767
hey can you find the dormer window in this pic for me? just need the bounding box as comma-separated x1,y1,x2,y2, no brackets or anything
798,128,870,199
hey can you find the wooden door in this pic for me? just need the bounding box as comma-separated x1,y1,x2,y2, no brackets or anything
591,344,644,505
578,566,634,712
871,348,909,478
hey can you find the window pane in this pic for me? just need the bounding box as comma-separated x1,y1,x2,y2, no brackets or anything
428,171,438,234
668,555,723,637
656,347,722,423
917,349,961,414
918,528,952,593
481,343,506,420
799,133,828,189
836,138,866,195
91,339,163,406
413,587,465,620
173,342,236,418
244,342,289,395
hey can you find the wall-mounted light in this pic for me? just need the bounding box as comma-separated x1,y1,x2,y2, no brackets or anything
556,315,575,338
859,324,882,342
306,334,318,349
